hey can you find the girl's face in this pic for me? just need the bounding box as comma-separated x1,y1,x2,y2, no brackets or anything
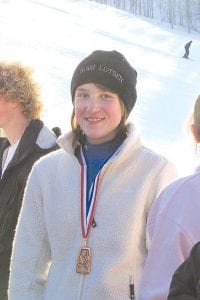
74,83,123,144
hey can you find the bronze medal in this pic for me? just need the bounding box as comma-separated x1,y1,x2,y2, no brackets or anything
76,246,91,274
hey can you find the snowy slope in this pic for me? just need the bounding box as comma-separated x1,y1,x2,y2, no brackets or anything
0,0,200,173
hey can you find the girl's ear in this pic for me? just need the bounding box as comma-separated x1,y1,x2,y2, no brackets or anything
191,124,200,143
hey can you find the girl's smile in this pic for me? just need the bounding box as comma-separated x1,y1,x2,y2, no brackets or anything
74,83,123,144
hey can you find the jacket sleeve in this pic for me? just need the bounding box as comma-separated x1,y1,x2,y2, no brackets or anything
8,163,50,300
154,161,177,198
167,242,200,300
138,178,198,300
144,160,177,249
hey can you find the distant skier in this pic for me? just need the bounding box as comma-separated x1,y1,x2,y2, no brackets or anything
183,40,192,59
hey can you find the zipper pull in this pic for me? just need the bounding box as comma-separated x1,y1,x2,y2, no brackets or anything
129,276,135,299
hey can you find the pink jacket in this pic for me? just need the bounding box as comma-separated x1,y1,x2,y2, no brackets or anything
139,168,200,300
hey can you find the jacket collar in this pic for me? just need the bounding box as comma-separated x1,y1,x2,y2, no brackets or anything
0,119,57,173
57,123,142,158
0,139,9,175
13,119,44,163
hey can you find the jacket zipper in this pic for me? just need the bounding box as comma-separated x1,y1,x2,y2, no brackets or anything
77,274,85,300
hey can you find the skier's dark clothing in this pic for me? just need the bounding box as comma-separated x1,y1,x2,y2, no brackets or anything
183,41,192,59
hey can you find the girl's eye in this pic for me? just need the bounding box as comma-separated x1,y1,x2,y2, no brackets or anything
101,93,113,100
76,92,89,99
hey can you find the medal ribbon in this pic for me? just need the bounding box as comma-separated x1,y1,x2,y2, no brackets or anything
80,144,122,239
80,148,101,239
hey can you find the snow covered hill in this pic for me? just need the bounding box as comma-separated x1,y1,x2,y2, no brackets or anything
0,0,200,173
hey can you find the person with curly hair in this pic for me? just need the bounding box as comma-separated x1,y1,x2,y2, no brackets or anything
0,61,59,299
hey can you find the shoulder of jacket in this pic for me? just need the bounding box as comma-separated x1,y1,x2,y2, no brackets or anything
150,172,200,224
193,241,200,250
34,148,70,168
188,242,200,267
35,125,58,150
124,124,162,162
169,171,200,194
192,242,200,257
140,145,170,166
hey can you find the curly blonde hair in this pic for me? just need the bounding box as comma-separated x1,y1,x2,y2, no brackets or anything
0,62,42,120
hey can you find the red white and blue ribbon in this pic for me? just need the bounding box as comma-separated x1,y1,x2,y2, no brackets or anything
79,144,122,239
80,148,101,239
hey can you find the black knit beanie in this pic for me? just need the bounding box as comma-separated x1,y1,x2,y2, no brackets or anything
70,50,137,115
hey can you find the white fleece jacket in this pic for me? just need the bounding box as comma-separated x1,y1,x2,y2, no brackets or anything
8,124,176,300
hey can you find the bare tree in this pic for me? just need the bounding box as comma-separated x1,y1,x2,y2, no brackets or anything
168,0,176,29
92,0,200,33
146,0,154,17
185,0,191,32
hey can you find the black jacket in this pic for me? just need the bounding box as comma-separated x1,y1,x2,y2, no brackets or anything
185,41,192,51
168,242,200,300
0,119,58,300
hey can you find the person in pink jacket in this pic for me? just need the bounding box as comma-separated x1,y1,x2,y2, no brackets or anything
139,94,200,300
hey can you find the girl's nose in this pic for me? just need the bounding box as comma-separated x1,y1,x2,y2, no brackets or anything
86,97,100,112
